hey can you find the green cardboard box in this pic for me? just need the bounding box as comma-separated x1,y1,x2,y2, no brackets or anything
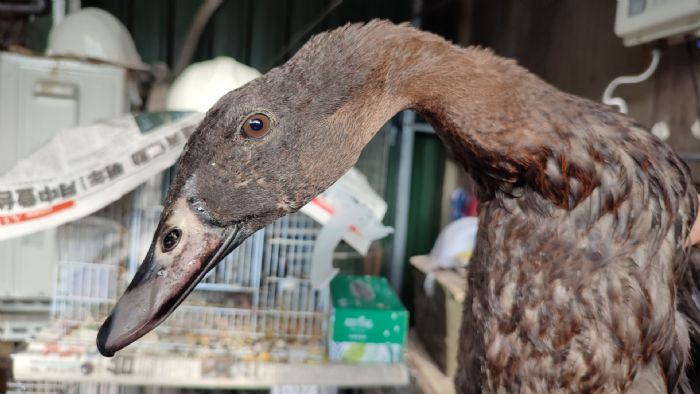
329,275,409,363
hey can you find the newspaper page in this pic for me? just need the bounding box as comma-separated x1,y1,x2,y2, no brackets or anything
0,112,203,241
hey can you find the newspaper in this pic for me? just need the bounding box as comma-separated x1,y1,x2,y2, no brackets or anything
0,112,203,241
302,168,394,288
302,167,392,254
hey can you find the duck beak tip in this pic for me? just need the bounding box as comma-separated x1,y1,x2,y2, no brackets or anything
96,314,115,357
95,200,244,357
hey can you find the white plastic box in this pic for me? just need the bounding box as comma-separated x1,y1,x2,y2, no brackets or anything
0,51,128,305
615,0,700,46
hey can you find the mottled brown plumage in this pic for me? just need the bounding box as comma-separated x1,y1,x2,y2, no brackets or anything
97,21,699,393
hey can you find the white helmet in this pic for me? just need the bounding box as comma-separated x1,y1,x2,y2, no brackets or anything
166,57,261,112
46,7,149,70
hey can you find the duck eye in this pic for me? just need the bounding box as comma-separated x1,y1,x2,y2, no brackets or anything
242,113,271,138
161,228,181,252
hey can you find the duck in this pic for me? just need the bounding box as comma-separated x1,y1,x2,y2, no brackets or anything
96,20,700,393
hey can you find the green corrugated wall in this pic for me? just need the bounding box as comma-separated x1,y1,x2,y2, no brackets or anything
73,0,412,72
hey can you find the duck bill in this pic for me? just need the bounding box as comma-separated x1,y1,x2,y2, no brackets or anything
96,198,244,357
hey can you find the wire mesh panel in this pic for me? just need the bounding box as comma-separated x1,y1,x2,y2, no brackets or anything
162,304,256,338
49,177,328,346
198,235,261,291
51,200,132,332
259,213,328,340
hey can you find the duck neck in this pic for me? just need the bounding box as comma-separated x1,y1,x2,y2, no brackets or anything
329,26,594,206
401,44,563,199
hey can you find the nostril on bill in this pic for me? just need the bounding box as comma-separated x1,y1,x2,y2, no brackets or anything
161,228,182,252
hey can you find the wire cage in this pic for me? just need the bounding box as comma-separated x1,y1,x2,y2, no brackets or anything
49,172,329,354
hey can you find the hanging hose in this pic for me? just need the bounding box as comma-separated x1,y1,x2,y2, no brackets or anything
172,0,223,79
602,49,661,114
147,0,223,111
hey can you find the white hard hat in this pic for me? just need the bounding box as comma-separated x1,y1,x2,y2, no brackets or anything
46,7,149,71
166,57,261,112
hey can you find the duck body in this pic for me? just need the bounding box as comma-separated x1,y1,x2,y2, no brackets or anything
97,21,698,393
458,107,695,393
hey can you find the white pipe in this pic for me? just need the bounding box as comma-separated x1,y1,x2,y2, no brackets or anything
390,111,416,292
602,49,661,114
389,0,423,292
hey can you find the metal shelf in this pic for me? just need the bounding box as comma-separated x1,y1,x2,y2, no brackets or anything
12,351,409,389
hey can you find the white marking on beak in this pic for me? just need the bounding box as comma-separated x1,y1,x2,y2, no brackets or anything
158,198,214,267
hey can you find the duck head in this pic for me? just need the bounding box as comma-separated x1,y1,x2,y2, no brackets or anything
96,21,409,356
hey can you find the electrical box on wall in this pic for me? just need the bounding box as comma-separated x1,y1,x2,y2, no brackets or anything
615,0,700,46
0,52,128,174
